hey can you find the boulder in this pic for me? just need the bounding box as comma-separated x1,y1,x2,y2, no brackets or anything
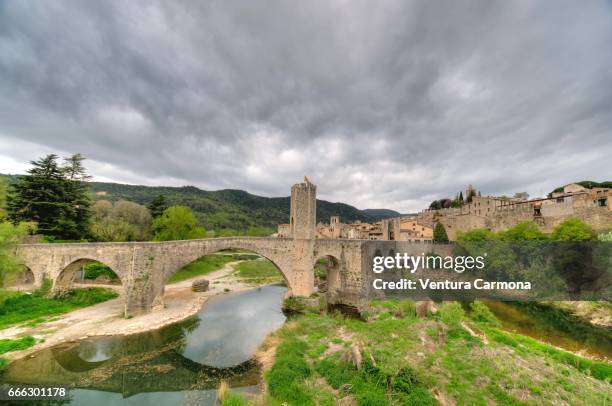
191,278,210,292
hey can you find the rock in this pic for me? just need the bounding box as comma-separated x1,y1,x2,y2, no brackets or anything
192,278,210,292
416,300,437,317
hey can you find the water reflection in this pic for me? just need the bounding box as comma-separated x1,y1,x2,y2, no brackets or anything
0,285,287,404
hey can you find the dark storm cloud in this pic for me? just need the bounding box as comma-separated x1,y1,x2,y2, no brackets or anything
1,0,611,212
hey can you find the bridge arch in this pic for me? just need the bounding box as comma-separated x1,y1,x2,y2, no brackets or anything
313,254,341,294
55,258,124,295
4,265,35,290
152,244,292,309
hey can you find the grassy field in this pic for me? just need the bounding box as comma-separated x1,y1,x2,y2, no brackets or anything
232,259,285,286
167,254,238,283
0,336,36,355
0,286,118,330
228,299,612,405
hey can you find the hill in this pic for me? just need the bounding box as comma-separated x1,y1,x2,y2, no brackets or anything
87,181,384,231
551,181,612,193
361,208,401,219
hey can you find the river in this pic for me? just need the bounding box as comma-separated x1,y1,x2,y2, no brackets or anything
0,284,287,405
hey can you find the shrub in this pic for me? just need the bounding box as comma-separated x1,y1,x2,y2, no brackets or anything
551,218,596,241
469,301,501,327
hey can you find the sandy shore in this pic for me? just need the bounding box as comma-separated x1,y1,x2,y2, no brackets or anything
1,261,254,362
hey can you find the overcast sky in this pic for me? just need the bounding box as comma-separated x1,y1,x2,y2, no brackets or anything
1,1,611,213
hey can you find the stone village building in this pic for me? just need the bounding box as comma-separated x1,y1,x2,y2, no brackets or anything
276,183,611,242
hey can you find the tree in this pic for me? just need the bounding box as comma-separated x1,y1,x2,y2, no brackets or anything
63,154,92,181
0,177,8,219
148,194,168,218
457,228,496,242
0,221,34,287
433,223,449,242
498,221,548,241
8,154,91,240
91,200,152,241
62,155,92,238
550,218,596,241
458,191,464,203
153,205,205,241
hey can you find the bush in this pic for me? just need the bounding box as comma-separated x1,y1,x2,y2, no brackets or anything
457,228,495,242
551,218,596,241
469,301,501,327
83,262,119,280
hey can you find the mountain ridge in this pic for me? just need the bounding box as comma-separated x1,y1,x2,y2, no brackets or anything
87,181,389,230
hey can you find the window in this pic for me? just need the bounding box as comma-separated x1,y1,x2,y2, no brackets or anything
598,198,608,207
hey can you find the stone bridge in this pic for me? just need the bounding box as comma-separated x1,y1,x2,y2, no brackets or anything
15,179,370,316
15,178,453,317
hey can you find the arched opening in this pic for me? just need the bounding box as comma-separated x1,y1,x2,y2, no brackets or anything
155,248,289,309
313,255,341,294
56,259,123,296
4,265,35,291
74,262,122,286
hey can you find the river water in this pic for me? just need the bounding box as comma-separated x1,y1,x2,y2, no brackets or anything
2,286,609,404
0,284,287,405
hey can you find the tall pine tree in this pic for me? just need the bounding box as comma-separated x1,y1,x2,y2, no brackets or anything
148,194,169,218
8,154,91,240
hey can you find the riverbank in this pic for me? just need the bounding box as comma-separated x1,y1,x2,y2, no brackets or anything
0,260,257,363
250,299,611,405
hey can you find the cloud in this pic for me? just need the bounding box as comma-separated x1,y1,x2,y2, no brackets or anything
1,0,611,212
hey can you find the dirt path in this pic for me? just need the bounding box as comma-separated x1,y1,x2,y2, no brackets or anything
1,260,252,362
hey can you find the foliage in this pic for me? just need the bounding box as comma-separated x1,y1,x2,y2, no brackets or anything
91,199,152,241
168,254,237,283
147,194,168,218
551,180,612,193
433,222,449,242
82,262,119,281
0,287,118,330
0,177,8,219
87,181,383,231
0,221,34,287
0,336,36,355
7,154,91,239
598,231,612,241
550,218,596,241
456,228,495,241
498,221,548,241
314,257,329,281
469,301,501,327
152,205,206,241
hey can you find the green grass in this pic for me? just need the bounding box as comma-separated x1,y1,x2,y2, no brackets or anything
232,259,285,286
0,336,36,355
0,287,118,330
262,299,612,405
168,254,237,283
485,327,612,381
220,393,249,405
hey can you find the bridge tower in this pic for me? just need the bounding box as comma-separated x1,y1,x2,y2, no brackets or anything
289,176,316,296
